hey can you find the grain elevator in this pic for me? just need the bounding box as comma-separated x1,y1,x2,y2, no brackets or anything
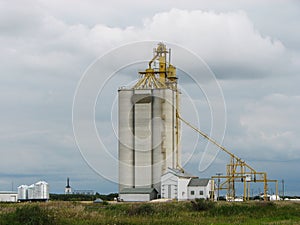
118,43,181,199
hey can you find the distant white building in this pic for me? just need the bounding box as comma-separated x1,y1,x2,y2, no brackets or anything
161,168,215,200
18,181,49,201
73,190,95,195
0,192,18,202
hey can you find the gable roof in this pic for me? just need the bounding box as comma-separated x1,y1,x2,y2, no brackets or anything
188,178,210,187
120,188,158,194
94,198,103,203
163,167,198,178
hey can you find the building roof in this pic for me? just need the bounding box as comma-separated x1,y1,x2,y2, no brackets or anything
93,198,103,203
188,178,210,187
0,191,18,194
163,167,197,178
120,188,158,194
35,181,48,185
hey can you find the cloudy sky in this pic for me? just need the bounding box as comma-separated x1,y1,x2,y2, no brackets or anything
1,0,299,195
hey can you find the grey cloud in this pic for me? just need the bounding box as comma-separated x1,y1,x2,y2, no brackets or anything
0,1,299,195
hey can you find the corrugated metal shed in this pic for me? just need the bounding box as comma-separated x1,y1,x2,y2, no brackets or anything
119,188,158,202
0,192,18,202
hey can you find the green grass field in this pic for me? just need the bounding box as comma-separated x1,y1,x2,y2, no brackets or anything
0,200,299,225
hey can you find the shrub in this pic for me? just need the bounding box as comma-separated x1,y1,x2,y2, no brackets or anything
191,199,215,211
127,204,154,216
255,201,275,208
1,204,55,225
102,200,109,205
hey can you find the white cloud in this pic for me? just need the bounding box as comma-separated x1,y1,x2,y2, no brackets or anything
85,9,287,79
1,8,288,79
237,94,300,160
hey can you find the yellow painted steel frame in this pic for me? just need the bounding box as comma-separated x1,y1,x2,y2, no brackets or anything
178,114,278,201
133,43,182,171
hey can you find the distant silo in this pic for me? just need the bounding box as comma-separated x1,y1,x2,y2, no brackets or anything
119,43,181,199
34,181,49,200
17,185,28,201
27,184,35,200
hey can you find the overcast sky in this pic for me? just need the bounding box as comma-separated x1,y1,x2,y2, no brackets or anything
0,0,299,196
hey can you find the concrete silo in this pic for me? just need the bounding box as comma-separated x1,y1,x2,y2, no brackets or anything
119,43,181,199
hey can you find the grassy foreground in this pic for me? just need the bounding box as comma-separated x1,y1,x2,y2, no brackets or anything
0,200,299,225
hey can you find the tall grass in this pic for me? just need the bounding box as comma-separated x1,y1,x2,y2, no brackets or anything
0,201,299,225
0,204,55,225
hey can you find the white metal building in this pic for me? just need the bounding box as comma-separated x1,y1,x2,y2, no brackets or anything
0,192,18,202
161,168,215,200
187,178,214,200
161,168,196,200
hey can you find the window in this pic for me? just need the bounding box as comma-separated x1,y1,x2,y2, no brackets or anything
199,191,204,195
191,191,195,195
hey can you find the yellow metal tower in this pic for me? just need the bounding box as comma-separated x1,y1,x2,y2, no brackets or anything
134,42,178,90
178,114,278,201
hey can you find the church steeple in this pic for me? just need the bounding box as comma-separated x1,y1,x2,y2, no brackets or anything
65,177,72,194
66,177,70,188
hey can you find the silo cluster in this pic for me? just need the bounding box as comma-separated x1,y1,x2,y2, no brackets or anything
17,181,49,201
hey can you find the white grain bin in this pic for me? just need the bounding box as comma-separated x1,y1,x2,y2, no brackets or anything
34,181,49,200
17,185,28,201
27,184,35,200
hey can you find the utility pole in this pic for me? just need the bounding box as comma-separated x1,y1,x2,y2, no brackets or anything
282,179,284,200
216,173,223,201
